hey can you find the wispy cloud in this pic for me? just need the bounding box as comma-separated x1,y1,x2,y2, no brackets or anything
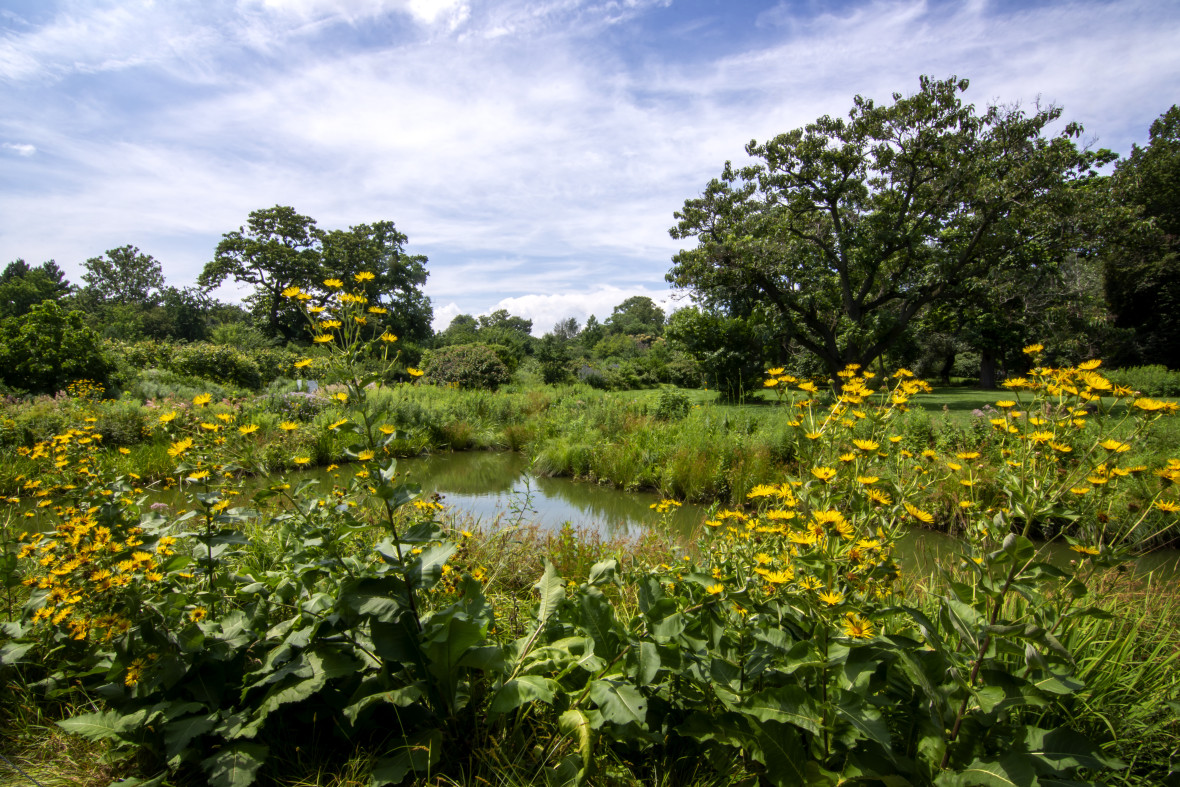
1,0,1177,323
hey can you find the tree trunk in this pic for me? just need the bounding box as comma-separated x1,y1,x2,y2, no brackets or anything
939,351,955,386
979,349,997,389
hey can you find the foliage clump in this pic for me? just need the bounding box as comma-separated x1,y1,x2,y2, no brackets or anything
423,342,512,390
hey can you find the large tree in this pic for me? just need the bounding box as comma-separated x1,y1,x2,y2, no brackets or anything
1103,105,1180,368
82,245,165,307
0,259,72,319
668,76,1106,380
201,207,432,343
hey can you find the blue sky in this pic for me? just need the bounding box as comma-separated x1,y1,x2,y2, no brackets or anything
2,0,1178,335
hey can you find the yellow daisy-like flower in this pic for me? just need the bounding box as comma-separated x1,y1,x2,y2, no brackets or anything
281,286,302,298
357,450,375,461
767,367,786,376
238,424,259,435
319,319,343,329
842,613,875,639
1077,359,1102,371
354,271,376,282
798,381,818,393
189,607,208,622
118,447,131,455
279,421,298,431
332,392,349,403
158,411,178,424
705,583,724,595
294,358,313,369
380,332,398,343
313,334,333,344
368,306,388,314
1133,398,1168,412
1098,439,1130,452
810,467,837,482
852,439,879,452
407,367,425,377
187,470,210,482
323,278,344,289
903,502,934,524
1155,500,1180,513
216,413,234,422
293,456,311,466
1027,431,1055,444
763,378,779,388
1022,343,1044,354
168,437,193,458
1069,544,1099,555
763,569,793,585
817,589,844,606
329,418,349,430
193,393,212,406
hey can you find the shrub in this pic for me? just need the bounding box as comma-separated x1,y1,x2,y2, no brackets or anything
1107,364,1180,397
423,343,511,390
652,387,692,420
0,301,113,395
168,342,263,389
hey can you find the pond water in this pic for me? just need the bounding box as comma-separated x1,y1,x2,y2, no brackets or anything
370,451,1180,579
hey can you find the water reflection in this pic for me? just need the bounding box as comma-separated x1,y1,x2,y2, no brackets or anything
397,451,706,539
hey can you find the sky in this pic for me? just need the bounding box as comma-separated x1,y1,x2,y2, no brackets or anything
2,0,1178,336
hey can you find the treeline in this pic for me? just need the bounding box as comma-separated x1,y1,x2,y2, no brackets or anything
3,85,1178,399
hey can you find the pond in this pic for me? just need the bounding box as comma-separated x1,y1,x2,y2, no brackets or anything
366,451,1180,579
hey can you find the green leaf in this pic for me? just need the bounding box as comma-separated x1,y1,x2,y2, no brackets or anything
201,742,268,787
737,685,823,737
749,720,807,787
587,559,618,587
535,560,565,627
489,676,558,716
57,710,127,742
936,754,1037,787
1016,726,1122,773
587,680,648,728
559,709,593,775
634,640,661,686
164,713,218,761
371,730,442,786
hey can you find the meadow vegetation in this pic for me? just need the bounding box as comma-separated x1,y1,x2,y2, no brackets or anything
1,274,1179,787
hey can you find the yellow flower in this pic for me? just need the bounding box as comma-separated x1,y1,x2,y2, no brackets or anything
238,424,259,436
1077,359,1102,370
158,411,177,424
763,569,793,585
368,306,388,314
294,358,313,369
1098,439,1130,453
193,393,212,406
329,418,349,429
354,271,376,282
216,413,234,422
380,332,398,343
810,467,837,482
842,613,875,639
798,381,817,393
705,583,724,595
1155,500,1180,513
189,607,208,622
817,590,844,606
118,447,131,455
852,439,879,451
1027,431,1055,444
1069,544,1099,555
767,367,786,376
1022,343,1044,355
279,421,299,431
763,378,779,388
407,367,424,377
1133,398,1168,412
313,334,333,344
293,456,311,466
187,470,210,482
333,392,349,403
357,450,375,461
904,502,934,525
168,438,193,458
281,286,302,298
323,278,344,288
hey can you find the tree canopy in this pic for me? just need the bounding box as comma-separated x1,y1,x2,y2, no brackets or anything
200,206,433,343
668,76,1108,379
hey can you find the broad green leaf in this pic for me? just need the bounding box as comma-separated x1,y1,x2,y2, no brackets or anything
738,685,823,737
201,742,268,787
57,710,127,742
489,676,558,716
1016,726,1123,772
559,709,593,775
587,680,647,728
749,720,806,787
535,560,565,627
936,754,1037,787
164,713,217,761
587,559,618,587
371,730,442,786
342,686,423,725
634,640,660,686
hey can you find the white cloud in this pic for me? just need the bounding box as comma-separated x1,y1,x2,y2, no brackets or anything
2,142,35,156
